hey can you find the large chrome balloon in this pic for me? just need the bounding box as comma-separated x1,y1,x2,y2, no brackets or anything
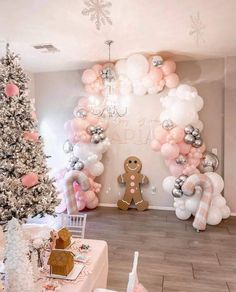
198,151,219,173
63,140,73,153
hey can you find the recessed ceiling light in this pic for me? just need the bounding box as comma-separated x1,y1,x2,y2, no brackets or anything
33,44,60,53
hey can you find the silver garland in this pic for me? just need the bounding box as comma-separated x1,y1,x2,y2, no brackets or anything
0,49,59,223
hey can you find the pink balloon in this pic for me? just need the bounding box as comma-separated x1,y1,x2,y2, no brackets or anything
165,73,179,88
178,142,191,155
149,67,163,82
165,159,172,166
77,199,86,211
85,191,96,203
161,143,180,159
78,131,91,143
154,126,168,144
23,131,39,142
87,113,100,125
92,64,103,76
82,69,97,84
71,119,89,131
169,162,184,177
86,196,99,209
97,118,109,130
5,83,19,97
169,127,185,143
151,140,161,151
78,97,89,108
21,172,38,188
161,60,176,76
73,182,81,193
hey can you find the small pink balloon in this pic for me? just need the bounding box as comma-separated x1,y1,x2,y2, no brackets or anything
154,126,168,144
170,127,185,143
5,83,19,97
87,113,100,125
82,69,97,84
21,172,38,188
161,143,180,159
78,97,89,108
71,118,89,131
85,191,96,203
97,118,109,130
178,142,191,155
169,163,184,177
86,196,99,209
73,181,81,193
79,131,91,143
151,140,161,151
23,131,39,142
161,60,176,76
77,200,86,211
92,64,103,76
149,67,163,82
165,73,179,88
165,159,172,167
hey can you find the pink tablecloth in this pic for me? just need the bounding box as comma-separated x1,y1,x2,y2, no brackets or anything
60,239,108,292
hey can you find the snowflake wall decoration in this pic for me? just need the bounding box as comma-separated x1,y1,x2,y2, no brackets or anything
82,0,112,31
189,12,205,45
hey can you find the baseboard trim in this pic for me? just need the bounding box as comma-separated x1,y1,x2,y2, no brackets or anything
98,203,174,211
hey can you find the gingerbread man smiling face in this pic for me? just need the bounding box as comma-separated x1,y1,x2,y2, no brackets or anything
117,156,149,211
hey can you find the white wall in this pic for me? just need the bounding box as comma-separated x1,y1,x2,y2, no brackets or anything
34,58,227,209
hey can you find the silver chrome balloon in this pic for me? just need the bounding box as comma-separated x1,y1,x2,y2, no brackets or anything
193,139,203,148
86,125,96,135
192,128,200,137
63,140,73,154
184,125,194,134
172,188,183,198
176,154,187,165
74,161,84,171
152,55,163,67
184,134,195,144
198,151,219,173
91,134,101,144
74,108,87,118
162,119,174,130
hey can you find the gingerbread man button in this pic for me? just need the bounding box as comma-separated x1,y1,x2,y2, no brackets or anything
117,156,149,211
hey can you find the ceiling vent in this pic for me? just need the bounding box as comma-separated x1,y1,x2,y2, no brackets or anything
33,44,60,53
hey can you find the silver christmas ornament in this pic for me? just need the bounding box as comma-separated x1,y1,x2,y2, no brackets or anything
184,134,195,144
91,134,101,144
152,55,163,67
174,182,181,189
193,139,203,148
162,119,174,130
74,161,84,171
198,151,219,173
74,108,87,118
184,125,194,134
192,128,200,137
99,133,106,140
176,154,187,165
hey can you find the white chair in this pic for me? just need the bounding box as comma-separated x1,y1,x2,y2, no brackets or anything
94,251,146,292
61,214,87,238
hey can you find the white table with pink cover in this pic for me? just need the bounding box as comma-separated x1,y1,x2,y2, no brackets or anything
40,239,108,292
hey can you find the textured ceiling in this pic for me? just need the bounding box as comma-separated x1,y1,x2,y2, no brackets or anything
0,0,235,72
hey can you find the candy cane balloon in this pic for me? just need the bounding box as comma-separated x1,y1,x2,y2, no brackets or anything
64,170,90,214
182,173,213,231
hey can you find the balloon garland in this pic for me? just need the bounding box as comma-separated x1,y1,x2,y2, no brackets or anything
81,54,179,96
152,84,230,229
56,97,110,213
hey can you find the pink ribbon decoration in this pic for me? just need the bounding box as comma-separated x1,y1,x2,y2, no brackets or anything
182,173,213,231
64,170,90,214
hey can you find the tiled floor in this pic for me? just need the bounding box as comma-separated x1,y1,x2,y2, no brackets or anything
84,207,236,292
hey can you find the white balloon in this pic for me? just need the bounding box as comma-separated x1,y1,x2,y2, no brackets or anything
133,84,147,96
192,120,204,132
168,88,177,97
88,161,104,176
120,84,132,95
194,95,204,111
148,86,159,95
115,59,127,76
175,208,191,220
212,195,226,208
126,54,149,80
221,205,231,219
207,206,222,225
171,100,198,127
162,176,176,195
160,95,176,108
159,110,171,123
185,196,200,214
205,172,224,194
176,84,195,98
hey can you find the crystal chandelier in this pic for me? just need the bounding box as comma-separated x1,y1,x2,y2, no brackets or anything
89,40,127,119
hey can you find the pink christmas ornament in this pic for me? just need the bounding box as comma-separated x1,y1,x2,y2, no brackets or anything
4,83,19,97
23,131,39,142
161,60,176,76
164,73,179,88
82,69,97,84
161,143,180,160
21,172,39,188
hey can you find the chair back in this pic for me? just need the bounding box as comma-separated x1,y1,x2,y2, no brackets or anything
127,251,139,292
61,214,87,238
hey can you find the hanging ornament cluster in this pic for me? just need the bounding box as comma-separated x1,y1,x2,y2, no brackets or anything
68,156,84,171
184,125,203,148
86,125,106,144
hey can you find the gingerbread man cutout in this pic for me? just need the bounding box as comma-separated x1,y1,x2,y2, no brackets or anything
117,156,149,211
